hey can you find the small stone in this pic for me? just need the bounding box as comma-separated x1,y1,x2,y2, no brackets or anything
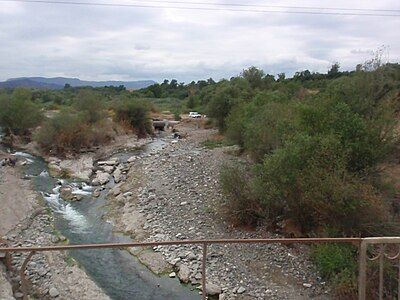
93,189,101,197
303,283,312,288
169,272,176,278
237,286,246,294
49,287,59,297
205,282,222,296
188,253,197,261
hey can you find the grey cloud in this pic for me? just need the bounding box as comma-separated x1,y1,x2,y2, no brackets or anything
0,0,399,82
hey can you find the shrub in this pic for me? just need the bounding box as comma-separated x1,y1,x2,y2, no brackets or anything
206,82,248,132
74,90,106,124
0,88,42,135
220,164,262,226
311,244,358,298
255,133,393,235
114,99,153,137
35,111,115,155
311,243,357,279
35,112,90,154
88,118,117,146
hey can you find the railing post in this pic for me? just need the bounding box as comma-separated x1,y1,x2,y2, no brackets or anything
359,239,367,300
378,244,385,300
202,242,207,300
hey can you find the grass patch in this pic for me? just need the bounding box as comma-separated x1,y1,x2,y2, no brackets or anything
64,255,77,267
201,137,232,149
311,243,358,298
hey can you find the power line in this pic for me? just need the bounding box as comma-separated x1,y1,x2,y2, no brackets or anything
127,0,400,13
1,0,400,17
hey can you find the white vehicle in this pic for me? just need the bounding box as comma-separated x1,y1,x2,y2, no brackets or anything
189,112,202,118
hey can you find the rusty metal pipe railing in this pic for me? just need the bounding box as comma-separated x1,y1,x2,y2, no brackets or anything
358,237,400,300
0,237,362,253
0,237,363,300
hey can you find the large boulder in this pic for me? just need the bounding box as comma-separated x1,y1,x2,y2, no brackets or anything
135,249,172,275
92,171,111,186
178,264,190,283
60,187,82,201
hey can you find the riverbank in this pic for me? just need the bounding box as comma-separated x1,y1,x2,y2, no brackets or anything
106,121,331,299
48,134,152,181
0,152,110,299
0,165,37,236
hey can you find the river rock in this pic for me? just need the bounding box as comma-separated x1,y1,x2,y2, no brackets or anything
48,162,62,177
137,250,172,275
59,155,93,181
205,282,222,296
127,156,136,163
102,166,114,173
178,264,190,283
60,187,73,200
110,186,121,197
92,171,110,186
93,189,101,197
60,187,82,201
97,159,119,166
48,287,59,297
113,168,123,183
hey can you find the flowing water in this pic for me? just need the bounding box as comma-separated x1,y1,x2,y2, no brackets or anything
1,139,199,300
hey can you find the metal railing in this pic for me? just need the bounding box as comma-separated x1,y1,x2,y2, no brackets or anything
0,237,399,300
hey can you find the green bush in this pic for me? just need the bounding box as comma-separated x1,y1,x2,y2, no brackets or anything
219,65,400,236
74,89,106,124
311,244,358,298
0,88,42,135
35,111,90,154
35,110,115,155
311,243,357,279
220,164,262,226
255,133,393,235
206,81,249,132
114,99,153,137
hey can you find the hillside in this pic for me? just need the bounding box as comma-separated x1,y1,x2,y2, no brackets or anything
0,77,156,90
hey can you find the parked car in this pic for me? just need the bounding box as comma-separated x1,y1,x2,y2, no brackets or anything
189,112,201,118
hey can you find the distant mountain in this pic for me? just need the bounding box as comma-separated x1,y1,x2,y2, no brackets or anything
0,77,156,90
0,78,62,89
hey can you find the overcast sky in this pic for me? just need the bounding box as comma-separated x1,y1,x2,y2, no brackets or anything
0,0,399,82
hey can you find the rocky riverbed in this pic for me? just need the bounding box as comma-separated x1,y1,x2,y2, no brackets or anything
2,209,110,300
0,150,110,299
106,122,331,299
1,122,331,299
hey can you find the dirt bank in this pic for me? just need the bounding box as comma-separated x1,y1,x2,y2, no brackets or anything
0,165,37,236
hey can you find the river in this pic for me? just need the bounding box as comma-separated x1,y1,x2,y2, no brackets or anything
1,139,200,300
